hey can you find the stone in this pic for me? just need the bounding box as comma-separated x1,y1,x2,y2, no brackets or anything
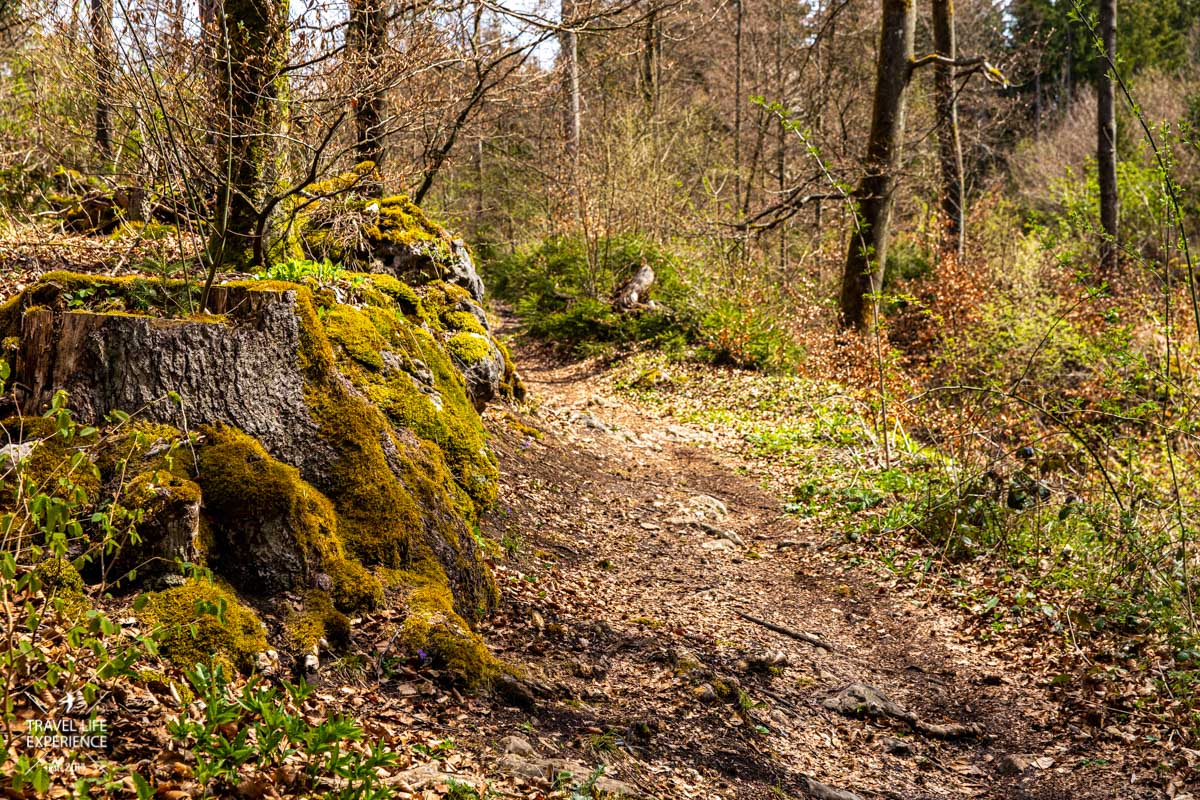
701,539,736,552
497,735,536,757
880,736,914,756
686,494,728,518
997,754,1031,775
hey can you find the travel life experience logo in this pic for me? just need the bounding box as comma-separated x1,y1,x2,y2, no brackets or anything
24,691,109,751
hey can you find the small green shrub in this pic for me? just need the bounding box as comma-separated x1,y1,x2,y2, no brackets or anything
167,662,397,799
696,298,804,373
257,257,346,287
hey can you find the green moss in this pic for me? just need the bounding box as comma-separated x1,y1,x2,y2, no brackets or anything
366,196,449,253
0,294,21,338
135,669,195,706
503,413,543,440
328,558,383,612
283,591,351,652
323,304,388,370
396,575,496,687
443,311,486,335
316,298,498,515
447,332,493,365
137,578,268,672
34,557,84,597
195,425,343,587
93,422,195,482
306,161,376,198
125,469,202,508
497,339,525,402
0,415,59,442
12,432,103,506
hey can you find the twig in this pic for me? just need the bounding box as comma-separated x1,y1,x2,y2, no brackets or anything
734,609,836,652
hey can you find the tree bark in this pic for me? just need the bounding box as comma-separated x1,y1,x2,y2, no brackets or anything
839,0,915,329
560,0,581,163
209,0,290,268
733,0,744,212
349,0,387,186
91,0,114,164
1097,0,1118,275
932,0,964,257
640,6,660,118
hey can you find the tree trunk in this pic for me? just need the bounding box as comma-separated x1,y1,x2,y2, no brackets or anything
932,0,964,257
560,0,581,163
613,264,655,310
349,0,387,186
839,0,915,329
640,6,659,118
733,0,744,212
91,0,113,164
209,0,290,268
1097,0,1118,275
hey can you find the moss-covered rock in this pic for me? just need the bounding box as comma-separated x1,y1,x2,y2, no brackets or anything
284,591,351,652
137,578,268,672
195,425,343,595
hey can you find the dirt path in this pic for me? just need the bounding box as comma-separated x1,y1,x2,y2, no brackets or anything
463,342,1164,800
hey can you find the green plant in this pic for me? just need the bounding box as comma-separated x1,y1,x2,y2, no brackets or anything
0,386,164,791
167,662,396,798
257,256,346,287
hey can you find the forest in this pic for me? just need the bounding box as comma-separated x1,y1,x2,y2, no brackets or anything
1,0,1199,796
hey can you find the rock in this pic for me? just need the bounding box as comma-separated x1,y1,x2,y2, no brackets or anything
452,330,508,411
997,754,1031,775
497,753,548,783
497,754,641,798
800,776,863,800
494,674,537,709
701,539,736,552
745,650,788,672
446,240,486,304
0,441,35,467
698,521,744,546
385,761,463,791
497,735,536,757
694,683,719,703
880,736,914,756
575,412,611,432
685,494,728,519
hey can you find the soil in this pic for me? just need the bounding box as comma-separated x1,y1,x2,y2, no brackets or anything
446,337,1172,800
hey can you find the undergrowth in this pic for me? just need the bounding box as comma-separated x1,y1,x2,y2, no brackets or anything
484,234,803,372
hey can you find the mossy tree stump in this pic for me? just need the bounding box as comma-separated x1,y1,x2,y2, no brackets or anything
2,272,512,682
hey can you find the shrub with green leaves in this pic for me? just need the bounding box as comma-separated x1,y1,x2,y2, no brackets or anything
488,234,803,371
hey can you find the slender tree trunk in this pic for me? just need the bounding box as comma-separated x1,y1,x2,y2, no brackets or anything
640,6,660,118
839,0,915,329
91,0,113,164
932,0,964,257
1097,0,1118,274
775,0,786,270
560,0,580,163
733,0,744,212
208,0,290,269
349,0,387,188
